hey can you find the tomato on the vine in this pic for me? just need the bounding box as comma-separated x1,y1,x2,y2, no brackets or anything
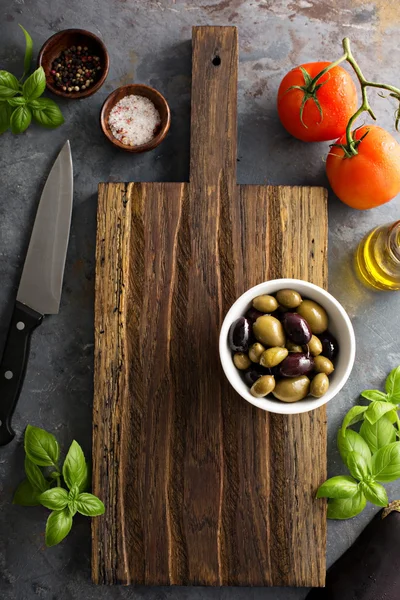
326,125,400,210
277,62,358,142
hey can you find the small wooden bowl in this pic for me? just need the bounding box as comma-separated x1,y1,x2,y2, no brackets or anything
100,84,171,153
38,29,109,99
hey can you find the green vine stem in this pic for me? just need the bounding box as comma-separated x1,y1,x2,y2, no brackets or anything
308,37,400,156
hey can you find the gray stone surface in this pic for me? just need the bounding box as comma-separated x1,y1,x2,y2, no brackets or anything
1,0,400,598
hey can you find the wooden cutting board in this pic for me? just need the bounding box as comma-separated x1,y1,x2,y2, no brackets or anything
92,26,328,587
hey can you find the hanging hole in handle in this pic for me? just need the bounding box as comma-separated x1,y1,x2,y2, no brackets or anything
212,55,221,66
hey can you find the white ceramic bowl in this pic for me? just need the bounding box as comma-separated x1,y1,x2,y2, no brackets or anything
219,279,356,415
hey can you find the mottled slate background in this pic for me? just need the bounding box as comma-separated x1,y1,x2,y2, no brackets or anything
1,0,400,598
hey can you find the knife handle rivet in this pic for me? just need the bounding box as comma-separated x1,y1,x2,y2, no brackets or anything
4,371,13,380
16,322,25,331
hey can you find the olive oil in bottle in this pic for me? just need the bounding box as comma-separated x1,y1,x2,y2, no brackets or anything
355,220,400,291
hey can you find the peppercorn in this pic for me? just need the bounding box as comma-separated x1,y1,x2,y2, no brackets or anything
50,44,102,93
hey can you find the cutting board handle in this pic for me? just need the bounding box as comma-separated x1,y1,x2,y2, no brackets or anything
190,26,238,188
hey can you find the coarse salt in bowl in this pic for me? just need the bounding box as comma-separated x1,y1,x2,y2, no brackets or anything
100,84,171,153
219,278,356,415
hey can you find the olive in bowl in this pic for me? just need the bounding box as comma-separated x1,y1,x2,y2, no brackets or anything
219,279,355,415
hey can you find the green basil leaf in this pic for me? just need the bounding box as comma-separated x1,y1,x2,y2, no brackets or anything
361,480,388,507
24,424,59,467
316,475,359,499
40,487,69,511
62,440,87,490
372,442,400,483
8,96,26,107
19,24,33,80
22,66,46,101
365,401,395,425
386,366,400,404
45,508,73,547
76,493,105,517
327,490,366,520
50,471,61,480
10,105,31,134
346,451,370,481
360,416,396,454
387,409,398,424
0,71,19,98
32,98,64,129
341,405,368,431
13,479,40,506
0,101,13,133
337,428,372,467
361,390,389,402
78,462,90,493
0,70,19,90
24,456,48,492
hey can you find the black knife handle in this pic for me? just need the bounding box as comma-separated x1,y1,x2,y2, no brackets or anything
0,302,43,446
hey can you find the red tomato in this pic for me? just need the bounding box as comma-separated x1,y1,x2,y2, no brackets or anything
326,125,400,210
277,62,358,142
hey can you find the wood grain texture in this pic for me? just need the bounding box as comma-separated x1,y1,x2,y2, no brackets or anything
93,26,328,588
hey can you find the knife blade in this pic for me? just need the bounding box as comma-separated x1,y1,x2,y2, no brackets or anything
0,141,73,446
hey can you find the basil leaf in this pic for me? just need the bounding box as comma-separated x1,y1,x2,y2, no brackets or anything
360,416,396,454
19,24,33,80
10,105,31,134
387,409,398,424
24,424,59,467
365,401,395,425
39,488,69,511
79,462,90,493
337,428,372,467
346,451,370,481
45,508,73,547
361,481,388,507
0,101,13,133
24,456,48,492
68,486,80,516
372,442,400,483
76,493,105,517
62,440,87,490
22,66,46,101
13,479,40,506
386,366,400,404
316,475,359,499
0,71,19,98
8,96,26,107
32,98,64,129
327,490,366,520
341,405,368,431
361,390,389,402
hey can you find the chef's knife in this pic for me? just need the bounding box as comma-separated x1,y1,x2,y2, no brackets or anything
0,141,73,446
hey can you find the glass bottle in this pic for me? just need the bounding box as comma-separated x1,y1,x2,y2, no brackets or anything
355,220,400,291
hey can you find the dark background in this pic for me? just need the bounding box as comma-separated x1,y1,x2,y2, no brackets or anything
1,1,400,598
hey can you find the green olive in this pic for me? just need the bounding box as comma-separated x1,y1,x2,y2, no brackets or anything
297,299,328,334
313,355,334,375
276,288,302,309
253,315,286,347
253,294,279,313
308,335,323,357
310,373,330,398
260,347,288,368
286,340,303,353
249,342,265,363
233,352,251,370
250,375,276,398
272,375,310,403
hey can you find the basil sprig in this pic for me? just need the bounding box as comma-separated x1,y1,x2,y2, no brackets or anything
317,366,400,519
13,425,104,547
0,25,64,134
